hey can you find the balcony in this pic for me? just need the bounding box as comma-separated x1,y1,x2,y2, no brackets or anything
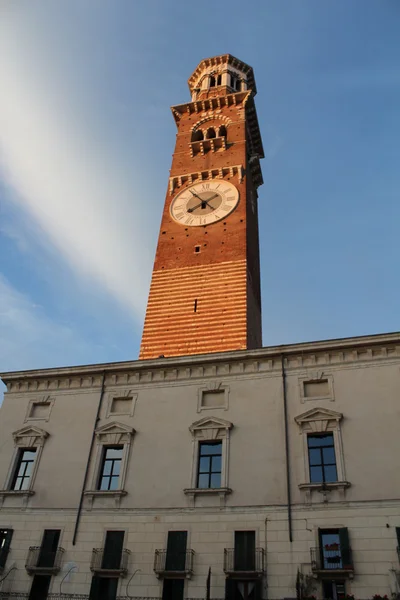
90,547,130,577
154,549,195,579
310,546,354,578
25,545,64,574
223,548,265,577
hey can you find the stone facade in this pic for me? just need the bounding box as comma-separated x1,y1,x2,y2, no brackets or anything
0,333,399,597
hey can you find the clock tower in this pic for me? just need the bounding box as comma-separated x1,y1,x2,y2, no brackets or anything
139,54,264,360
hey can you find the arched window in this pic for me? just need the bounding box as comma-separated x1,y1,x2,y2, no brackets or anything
206,128,216,139
235,79,241,91
192,130,204,142
219,126,227,139
217,74,222,86
229,73,235,88
209,76,216,88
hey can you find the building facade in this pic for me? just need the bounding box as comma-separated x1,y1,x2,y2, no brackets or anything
0,335,400,598
0,56,399,600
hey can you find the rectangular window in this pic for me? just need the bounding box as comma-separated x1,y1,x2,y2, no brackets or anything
0,529,13,569
11,448,37,490
165,531,187,572
197,441,222,489
102,531,124,571
308,434,337,483
37,529,61,568
319,528,352,570
234,531,256,571
98,446,123,491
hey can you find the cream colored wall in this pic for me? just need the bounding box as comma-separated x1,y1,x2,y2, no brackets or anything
0,338,400,596
1,505,399,597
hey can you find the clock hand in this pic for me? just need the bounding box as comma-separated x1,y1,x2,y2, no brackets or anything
187,201,203,213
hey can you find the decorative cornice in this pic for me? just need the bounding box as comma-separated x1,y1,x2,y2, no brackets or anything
1,332,400,394
169,165,244,193
171,91,248,125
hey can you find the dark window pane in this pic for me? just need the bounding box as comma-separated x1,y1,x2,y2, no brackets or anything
308,448,321,466
310,466,323,483
198,474,209,488
24,450,37,460
109,476,119,491
103,461,112,475
113,461,121,476
100,477,109,491
211,455,222,472
200,443,221,455
307,436,321,448
199,457,210,473
318,434,334,447
107,447,123,459
210,473,221,488
323,447,336,464
324,465,338,482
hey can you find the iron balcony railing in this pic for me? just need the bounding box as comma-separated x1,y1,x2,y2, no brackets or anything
223,548,265,575
90,547,130,576
154,549,195,577
310,546,354,573
25,545,65,574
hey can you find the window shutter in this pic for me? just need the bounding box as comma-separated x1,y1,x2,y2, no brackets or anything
225,577,237,600
165,530,187,571
38,529,60,568
338,528,352,568
88,576,101,600
102,530,124,570
0,529,13,569
234,531,255,571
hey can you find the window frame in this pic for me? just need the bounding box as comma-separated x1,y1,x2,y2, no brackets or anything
197,441,223,489
0,529,13,570
1,426,49,504
11,448,37,491
97,445,124,491
295,408,349,499
298,373,334,403
85,422,135,508
185,417,233,507
307,433,338,484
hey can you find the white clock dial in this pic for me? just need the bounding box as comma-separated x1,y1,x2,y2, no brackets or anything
170,180,240,226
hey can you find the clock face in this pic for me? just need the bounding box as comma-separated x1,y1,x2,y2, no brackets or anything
170,180,239,226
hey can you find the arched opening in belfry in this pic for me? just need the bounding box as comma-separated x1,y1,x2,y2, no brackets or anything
209,75,216,88
217,74,222,86
206,128,216,139
219,125,227,139
235,78,241,91
192,129,204,142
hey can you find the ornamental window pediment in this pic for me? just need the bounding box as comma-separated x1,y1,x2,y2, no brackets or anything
12,426,49,448
295,407,343,433
94,421,135,445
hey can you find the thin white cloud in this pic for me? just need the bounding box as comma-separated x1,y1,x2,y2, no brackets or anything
0,274,96,372
0,5,154,323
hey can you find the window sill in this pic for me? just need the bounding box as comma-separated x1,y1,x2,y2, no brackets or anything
0,489,35,508
84,489,127,509
184,487,232,508
299,482,350,503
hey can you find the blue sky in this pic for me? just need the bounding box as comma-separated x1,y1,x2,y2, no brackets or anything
1,0,400,381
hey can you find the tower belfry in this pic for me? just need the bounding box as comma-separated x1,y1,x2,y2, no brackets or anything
139,55,264,360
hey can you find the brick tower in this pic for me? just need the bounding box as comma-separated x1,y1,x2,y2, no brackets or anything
139,54,264,360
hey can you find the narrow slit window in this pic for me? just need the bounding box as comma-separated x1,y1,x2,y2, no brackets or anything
194,299,198,313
